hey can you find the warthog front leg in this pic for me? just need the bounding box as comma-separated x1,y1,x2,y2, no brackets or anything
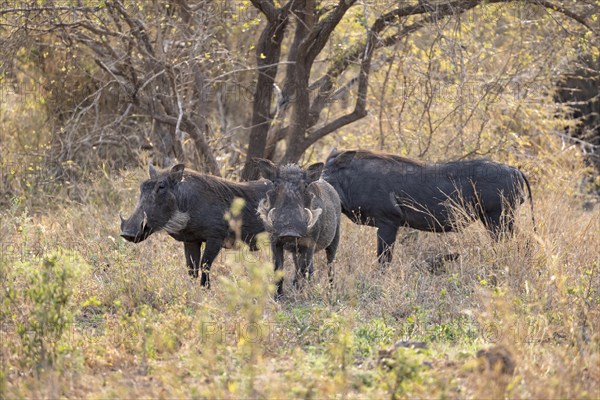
184,241,203,278
292,247,315,289
272,241,285,299
325,224,341,286
199,238,223,288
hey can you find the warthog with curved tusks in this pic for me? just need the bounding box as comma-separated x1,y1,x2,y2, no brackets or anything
256,159,342,298
120,164,272,287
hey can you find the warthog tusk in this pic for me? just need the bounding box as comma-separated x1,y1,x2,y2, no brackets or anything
305,208,313,223
306,207,322,230
267,208,276,226
142,211,148,231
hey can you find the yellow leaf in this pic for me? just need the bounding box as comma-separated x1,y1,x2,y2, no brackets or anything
228,381,238,393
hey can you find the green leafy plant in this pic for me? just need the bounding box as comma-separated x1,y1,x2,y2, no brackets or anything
5,250,89,372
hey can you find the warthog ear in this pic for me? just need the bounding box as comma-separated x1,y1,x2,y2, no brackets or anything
149,164,158,179
169,164,185,183
326,147,339,162
255,158,278,181
306,162,324,183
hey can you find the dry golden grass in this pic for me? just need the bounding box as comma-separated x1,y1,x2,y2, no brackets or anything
1,155,598,399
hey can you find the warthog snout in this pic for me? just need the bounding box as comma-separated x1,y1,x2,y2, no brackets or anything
119,211,151,243
119,231,139,242
279,230,303,240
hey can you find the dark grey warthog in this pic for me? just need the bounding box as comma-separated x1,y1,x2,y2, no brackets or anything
256,160,342,297
322,149,535,265
120,164,272,287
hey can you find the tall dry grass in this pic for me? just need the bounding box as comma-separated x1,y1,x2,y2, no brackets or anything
1,148,598,398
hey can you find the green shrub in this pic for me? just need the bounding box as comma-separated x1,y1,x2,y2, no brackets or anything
4,250,90,372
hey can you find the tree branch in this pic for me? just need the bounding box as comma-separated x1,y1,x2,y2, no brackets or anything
300,0,357,66
305,109,367,145
527,0,598,34
305,0,596,143
309,0,595,116
0,5,101,16
250,0,277,22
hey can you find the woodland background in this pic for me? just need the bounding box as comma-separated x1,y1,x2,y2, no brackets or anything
0,1,599,398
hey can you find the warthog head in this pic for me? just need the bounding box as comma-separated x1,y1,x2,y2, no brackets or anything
120,164,189,243
256,159,324,241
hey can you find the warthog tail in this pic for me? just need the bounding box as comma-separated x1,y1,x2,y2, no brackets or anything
521,171,536,233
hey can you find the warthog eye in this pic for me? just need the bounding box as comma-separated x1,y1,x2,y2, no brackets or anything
157,181,167,191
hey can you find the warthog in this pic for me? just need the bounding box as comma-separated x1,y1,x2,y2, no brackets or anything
322,149,535,264
120,164,272,286
256,159,342,297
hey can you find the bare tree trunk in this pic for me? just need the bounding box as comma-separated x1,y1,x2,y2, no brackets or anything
241,1,292,181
